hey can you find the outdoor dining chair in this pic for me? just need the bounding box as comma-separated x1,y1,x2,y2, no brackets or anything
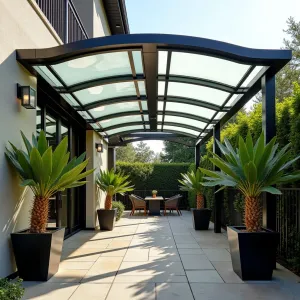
164,194,182,216
129,194,147,216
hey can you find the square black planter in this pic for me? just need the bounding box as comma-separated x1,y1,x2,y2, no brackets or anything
11,227,65,281
97,209,117,231
192,208,212,230
227,226,279,280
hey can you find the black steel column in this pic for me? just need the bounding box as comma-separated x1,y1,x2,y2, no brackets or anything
213,123,222,233
108,147,116,171
262,74,276,230
195,144,200,169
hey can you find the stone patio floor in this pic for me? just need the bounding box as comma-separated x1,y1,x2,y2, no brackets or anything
22,211,300,299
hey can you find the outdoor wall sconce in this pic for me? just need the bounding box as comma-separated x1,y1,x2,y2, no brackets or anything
95,143,103,153
17,84,36,109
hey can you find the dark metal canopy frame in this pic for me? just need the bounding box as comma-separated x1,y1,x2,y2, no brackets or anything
16,34,291,233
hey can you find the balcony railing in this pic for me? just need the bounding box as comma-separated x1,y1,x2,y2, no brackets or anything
35,0,89,43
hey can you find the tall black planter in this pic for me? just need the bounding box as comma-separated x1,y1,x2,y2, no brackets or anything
97,209,117,231
192,208,212,230
11,227,65,281
227,226,279,280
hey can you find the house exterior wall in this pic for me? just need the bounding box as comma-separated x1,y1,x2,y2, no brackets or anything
0,0,61,277
85,131,108,228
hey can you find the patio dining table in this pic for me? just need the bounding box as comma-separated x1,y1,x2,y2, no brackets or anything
145,196,164,216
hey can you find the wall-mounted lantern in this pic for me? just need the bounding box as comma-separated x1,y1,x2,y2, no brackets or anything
95,143,103,153
17,84,36,109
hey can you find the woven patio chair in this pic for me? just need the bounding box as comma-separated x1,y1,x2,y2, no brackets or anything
129,194,147,216
164,194,182,216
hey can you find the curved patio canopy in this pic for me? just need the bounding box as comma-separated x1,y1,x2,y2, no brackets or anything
17,34,291,146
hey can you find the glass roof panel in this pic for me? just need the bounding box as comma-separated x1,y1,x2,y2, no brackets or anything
144,115,149,121
241,66,264,87
138,81,146,95
226,94,240,106
157,115,163,122
141,101,148,111
89,101,140,119
99,115,143,128
163,125,199,137
34,66,62,87
167,82,229,105
158,81,165,96
51,51,132,86
73,82,137,105
165,102,215,119
215,112,226,119
61,94,78,106
132,51,143,74
158,101,164,111
158,51,168,74
106,125,144,136
164,115,207,129
170,52,250,86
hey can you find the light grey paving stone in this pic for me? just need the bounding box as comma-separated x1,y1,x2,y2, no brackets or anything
176,243,201,249
22,282,79,300
106,283,155,300
186,270,224,283
202,248,232,261
114,274,188,283
211,261,244,283
48,269,88,283
190,283,294,300
123,248,149,261
178,248,204,255
180,254,214,270
69,283,111,300
156,283,194,300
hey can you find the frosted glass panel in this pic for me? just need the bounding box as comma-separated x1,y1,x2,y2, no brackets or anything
164,115,207,129
138,81,146,95
168,82,229,105
74,82,137,105
106,125,144,136
165,102,215,119
33,66,62,87
215,112,225,119
170,52,250,86
100,115,142,128
241,66,264,87
52,52,132,86
144,115,149,121
61,94,78,106
132,51,144,74
158,81,165,96
163,125,199,137
157,115,163,122
89,102,140,118
141,101,148,111
158,101,164,111
158,51,168,74
226,94,240,106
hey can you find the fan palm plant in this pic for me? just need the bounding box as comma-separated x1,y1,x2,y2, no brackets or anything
5,130,94,233
96,169,134,210
200,132,300,232
179,168,205,209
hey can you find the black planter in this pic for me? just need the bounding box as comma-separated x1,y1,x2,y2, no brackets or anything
227,226,279,280
97,209,117,231
11,227,65,281
192,208,212,230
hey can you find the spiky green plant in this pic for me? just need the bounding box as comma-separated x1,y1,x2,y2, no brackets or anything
179,168,205,209
96,169,134,210
200,132,300,232
5,130,94,233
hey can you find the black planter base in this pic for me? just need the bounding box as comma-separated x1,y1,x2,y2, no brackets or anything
227,226,279,281
11,227,65,281
97,209,117,231
192,208,212,230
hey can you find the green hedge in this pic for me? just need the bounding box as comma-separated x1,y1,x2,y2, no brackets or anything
116,162,190,190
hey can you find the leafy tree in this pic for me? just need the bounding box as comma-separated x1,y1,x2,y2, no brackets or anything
134,141,155,163
116,144,136,162
276,17,300,101
161,138,194,162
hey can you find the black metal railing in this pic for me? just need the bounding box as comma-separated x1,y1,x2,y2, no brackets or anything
35,0,89,43
218,187,300,266
115,190,189,210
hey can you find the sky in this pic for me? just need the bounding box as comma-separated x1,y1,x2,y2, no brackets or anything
126,0,300,153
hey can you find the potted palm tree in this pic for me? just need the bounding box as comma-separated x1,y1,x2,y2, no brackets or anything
200,132,300,280
5,131,94,281
96,169,134,230
179,168,212,230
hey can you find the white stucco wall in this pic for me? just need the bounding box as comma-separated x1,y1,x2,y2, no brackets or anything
93,0,111,37
0,0,60,277
85,131,108,228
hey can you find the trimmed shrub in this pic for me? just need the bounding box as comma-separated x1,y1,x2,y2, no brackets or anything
112,201,125,221
0,278,24,300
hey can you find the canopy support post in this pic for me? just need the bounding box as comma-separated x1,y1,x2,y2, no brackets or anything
262,74,277,231
108,147,116,171
213,123,222,233
195,144,200,169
